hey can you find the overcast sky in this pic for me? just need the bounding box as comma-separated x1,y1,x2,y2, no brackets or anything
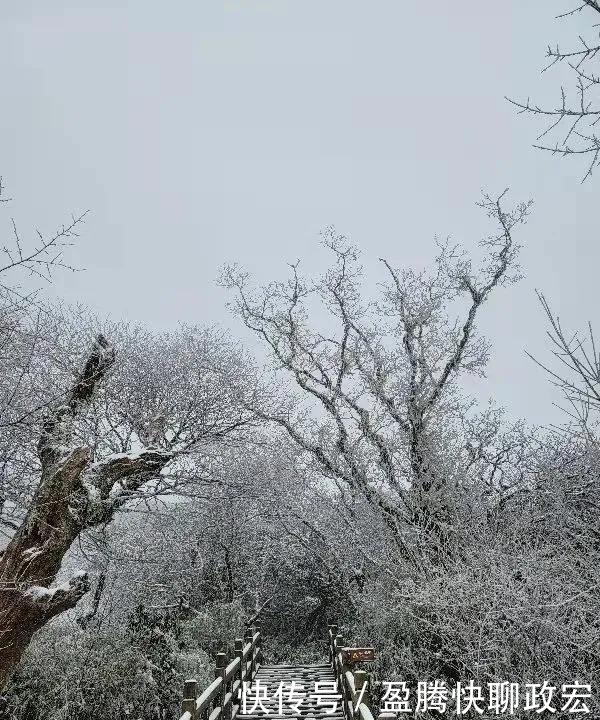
1,1,597,427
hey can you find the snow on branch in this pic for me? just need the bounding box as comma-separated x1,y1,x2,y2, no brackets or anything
23,571,90,618
80,448,174,523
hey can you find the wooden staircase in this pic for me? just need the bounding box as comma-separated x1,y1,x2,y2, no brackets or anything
238,663,344,720
179,623,375,720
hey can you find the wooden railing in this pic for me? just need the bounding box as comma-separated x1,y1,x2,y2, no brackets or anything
180,622,262,720
328,623,375,720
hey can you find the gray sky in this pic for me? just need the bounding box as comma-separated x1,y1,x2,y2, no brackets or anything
1,1,597,427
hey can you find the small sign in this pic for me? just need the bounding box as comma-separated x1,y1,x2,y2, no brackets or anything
342,647,375,664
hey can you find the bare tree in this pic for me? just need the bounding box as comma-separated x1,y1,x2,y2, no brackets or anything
0,178,87,537
0,336,164,686
0,176,85,299
529,291,600,430
0,180,264,687
0,318,264,687
222,192,532,559
507,2,600,180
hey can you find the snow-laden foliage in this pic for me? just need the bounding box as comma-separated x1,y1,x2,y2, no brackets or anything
1,186,598,717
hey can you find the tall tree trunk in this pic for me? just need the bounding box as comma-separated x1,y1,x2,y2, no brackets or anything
0,336,172,688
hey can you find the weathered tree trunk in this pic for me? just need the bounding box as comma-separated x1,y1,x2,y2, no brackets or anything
0,336,172,688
